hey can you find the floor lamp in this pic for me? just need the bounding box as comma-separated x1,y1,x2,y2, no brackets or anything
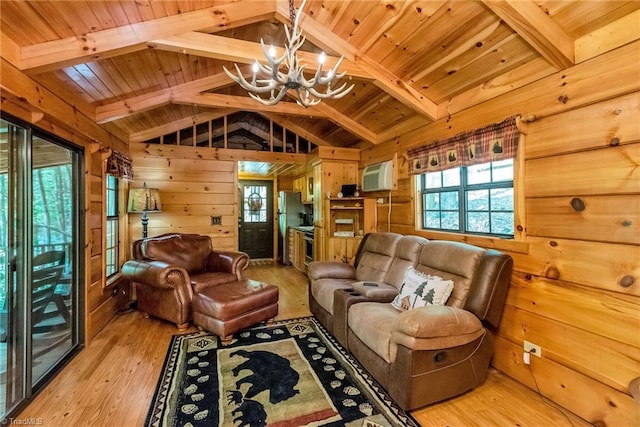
127,183,162,238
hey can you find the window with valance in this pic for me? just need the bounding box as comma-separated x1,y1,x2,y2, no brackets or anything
408,116,521,175
105,150,134,180
104,150,132,280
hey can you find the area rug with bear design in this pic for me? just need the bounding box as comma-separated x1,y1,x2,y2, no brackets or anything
146,317,418,427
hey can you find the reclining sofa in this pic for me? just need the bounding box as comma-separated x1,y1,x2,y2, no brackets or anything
308,232,513,410
122,233,250,330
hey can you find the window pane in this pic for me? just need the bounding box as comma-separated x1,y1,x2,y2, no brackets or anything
491,212,514,235
105,218,118,276
441,192,459,210
467,212,489,233
442,168,460,187
491,188,513,211
467,163,491,185
244,185,268,223
441,212,459,230
425,173,442,189
492,159,513,182
106,175,118,217
425,212,441,228
424,193,440,210
467,189,489,211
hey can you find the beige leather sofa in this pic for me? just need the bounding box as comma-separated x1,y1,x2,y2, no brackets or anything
122,233,250,330
308,232,513,410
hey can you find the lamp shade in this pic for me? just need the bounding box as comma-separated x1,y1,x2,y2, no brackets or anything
127,186,162,213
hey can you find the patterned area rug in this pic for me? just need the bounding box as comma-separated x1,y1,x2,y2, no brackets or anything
146,317,418,427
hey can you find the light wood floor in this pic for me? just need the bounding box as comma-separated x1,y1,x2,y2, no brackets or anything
17,263,591,426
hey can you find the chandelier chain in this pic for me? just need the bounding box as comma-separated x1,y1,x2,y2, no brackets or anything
289,0,296,27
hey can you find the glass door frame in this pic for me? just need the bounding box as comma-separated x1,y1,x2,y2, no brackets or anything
1,112,85,420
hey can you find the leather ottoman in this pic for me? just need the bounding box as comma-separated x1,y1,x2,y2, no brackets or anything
192,279,279,343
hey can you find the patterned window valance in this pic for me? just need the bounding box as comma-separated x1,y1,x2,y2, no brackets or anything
408,116,521,175
105,150,134,180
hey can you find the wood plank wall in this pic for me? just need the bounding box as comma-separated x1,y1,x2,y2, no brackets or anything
128,144,239,252
360,42,640,425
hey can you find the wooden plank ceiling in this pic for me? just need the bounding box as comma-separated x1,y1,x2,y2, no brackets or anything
1,0,638,154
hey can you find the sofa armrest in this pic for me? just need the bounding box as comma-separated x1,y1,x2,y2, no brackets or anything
391,305,484,351
205,251,250,280
351,282,398,299
308,261,356,281
122,260,192,291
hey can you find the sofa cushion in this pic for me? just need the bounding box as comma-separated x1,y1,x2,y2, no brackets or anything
391,306,485,351
141,234,212,274
355,233,401,282
311,278,354,315
384,236,427,289
416,241,484,308
391,267,453,310
348,302,397,363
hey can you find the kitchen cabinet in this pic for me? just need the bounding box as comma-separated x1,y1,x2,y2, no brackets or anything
292,172,314,204
288,228,306,272
304,171,314,204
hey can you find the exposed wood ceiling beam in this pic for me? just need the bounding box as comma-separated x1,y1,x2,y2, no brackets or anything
313,102,379,145
0,32,21,68
151,32,370,80
129,110,236,143
172,93,328,118
95,69,243,124
1,57,127,147
275,4,440,121
482,0,574,69
15,1,277,74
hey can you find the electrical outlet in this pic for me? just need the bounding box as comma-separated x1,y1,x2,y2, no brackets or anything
524,340,541,358
377,198,384,204
211,216,222,225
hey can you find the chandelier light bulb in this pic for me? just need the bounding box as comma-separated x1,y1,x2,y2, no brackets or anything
222,0,354,107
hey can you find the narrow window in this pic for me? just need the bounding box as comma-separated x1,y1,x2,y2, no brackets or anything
105,175,120,277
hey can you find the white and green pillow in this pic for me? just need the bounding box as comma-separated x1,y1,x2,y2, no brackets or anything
391,267,454,311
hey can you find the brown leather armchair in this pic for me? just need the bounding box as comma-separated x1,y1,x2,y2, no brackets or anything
122,233,250,330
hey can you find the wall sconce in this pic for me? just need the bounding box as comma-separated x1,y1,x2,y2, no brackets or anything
127,182,162,238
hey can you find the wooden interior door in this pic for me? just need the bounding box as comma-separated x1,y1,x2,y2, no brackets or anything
238,180,273,259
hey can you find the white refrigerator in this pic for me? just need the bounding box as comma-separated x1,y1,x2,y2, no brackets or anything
278,191,304,264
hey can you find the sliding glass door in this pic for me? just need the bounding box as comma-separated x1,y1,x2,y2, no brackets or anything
0,119,27,416
0,116,82,418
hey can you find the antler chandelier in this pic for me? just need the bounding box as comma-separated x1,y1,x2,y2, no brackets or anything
223,0,354,108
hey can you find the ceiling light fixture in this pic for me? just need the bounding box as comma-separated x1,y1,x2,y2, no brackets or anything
223,0,354,108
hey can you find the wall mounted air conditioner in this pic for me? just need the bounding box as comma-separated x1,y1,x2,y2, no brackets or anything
362,160,393,192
